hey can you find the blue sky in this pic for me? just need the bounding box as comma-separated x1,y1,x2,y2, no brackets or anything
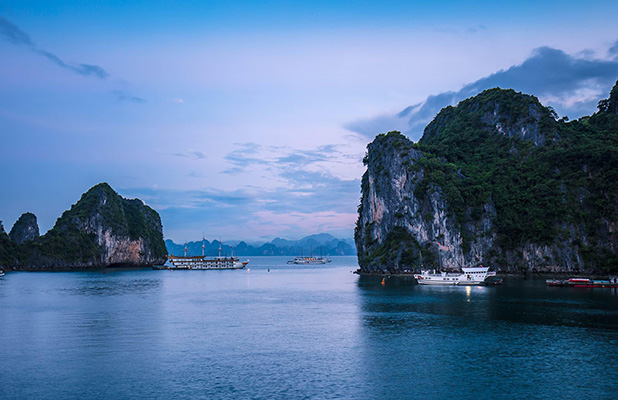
1,1,617,242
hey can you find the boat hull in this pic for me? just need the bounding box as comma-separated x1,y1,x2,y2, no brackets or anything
415,278,484,286
416,280,459,286
414,266,496,286
287,257,332,265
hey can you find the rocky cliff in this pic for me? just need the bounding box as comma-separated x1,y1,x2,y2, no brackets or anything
0,183,167,270
356,82,618,274
9,212,39,244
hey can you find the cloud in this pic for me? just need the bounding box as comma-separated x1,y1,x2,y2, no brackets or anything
1,15,110,80
171,98,184,104
125,172,360,241
609,39,618,59
131,140,363,240
347,44,618,141
222,143,269,174
112,90,147,103
0,16,33,46
223,143,353,175
164,149,207,160
39,50,109,79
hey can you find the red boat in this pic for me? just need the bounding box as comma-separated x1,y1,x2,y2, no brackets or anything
546,277,618,288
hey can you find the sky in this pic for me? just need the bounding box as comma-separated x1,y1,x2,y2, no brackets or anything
1,1,618,243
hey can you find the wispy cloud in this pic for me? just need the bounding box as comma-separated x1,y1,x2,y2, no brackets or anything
124,138,363,240
125,175,360,241
0,15,110,80
609,39,618,59
112,90,147,104
223,143,353,175
222,143,270,174
0,15,33,46
163,150,207,160
39,50,109,79
347,43,618,140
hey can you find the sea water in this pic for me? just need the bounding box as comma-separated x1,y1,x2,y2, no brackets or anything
1,256,617,399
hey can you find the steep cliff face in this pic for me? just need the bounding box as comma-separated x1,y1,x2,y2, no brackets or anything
356,84,618,274
9,212,39,244
3,183,167,270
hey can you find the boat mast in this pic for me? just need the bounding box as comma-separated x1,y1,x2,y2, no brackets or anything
202,234,205,257
218,238,222,258
184,241,188,257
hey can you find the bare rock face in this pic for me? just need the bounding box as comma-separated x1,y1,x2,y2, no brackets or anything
356,84,618,274
9,212,39,244
7,183,167,270
355,132,477,273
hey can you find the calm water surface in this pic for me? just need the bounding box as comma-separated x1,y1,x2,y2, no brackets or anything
1,256,617,399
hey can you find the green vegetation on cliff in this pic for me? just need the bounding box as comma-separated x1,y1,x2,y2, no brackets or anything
0,222,19,267
415,85,618,270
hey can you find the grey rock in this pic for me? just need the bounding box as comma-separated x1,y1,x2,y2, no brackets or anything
9,212,39,244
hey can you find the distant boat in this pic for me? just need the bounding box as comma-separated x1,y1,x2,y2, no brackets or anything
0,269,5,278
287,256,332,265
414,266,496,286
287,245,331,265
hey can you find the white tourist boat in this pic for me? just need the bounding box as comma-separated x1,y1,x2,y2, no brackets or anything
166,255,248,270
287,256,332,265
163,239,249,270
414,266,496,286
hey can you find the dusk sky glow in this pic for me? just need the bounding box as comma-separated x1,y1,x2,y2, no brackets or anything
1,1,618,242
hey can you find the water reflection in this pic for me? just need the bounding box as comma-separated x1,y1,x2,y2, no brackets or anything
357,275,618,330
62,271,161,297
355,274,618,399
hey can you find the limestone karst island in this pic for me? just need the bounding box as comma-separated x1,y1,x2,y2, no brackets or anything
355,81,618,275
0,183,166,270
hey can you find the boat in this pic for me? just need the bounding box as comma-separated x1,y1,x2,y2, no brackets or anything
287,256,332,265
414,266,496,286
166,255,248,270
287,245,332,265
0,269,5,278
546,277,618,288
161,239,249,270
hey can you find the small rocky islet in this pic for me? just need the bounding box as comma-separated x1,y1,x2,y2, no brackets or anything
0,183,166,270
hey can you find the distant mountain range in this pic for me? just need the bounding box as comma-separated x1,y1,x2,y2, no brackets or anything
166,233,356,257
